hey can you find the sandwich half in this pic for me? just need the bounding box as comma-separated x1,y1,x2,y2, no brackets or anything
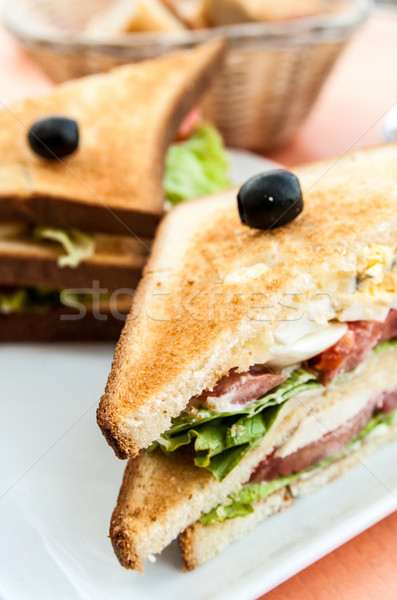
0,41,229,340
99,142,397,568
0,40,225,237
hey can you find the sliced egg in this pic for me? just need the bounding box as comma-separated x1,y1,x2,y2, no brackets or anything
267,323,348,368
274,315,326,346
339,303,390,322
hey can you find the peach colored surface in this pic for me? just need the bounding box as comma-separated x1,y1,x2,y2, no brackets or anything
270,9,397,166
1,8,397,600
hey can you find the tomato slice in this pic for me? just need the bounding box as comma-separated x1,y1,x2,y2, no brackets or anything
175,107,202,141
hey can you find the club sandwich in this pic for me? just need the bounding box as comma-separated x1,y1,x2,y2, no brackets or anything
98,143,397,570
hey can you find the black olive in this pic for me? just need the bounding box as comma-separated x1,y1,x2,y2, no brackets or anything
237,170,303,230
28,117,79,160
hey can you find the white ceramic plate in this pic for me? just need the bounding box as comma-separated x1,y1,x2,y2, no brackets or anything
1,152,397,600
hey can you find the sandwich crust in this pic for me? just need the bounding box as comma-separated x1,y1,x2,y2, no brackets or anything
110,449,212,572
0,40,226,236
98,143,397,458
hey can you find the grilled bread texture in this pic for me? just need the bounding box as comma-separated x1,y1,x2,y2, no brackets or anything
0,40,225,237
98,143,397,459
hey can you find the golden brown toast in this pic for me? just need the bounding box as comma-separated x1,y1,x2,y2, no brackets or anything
98,143,397,459
0,41,225,237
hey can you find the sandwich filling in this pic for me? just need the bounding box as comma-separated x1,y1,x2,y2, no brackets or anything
201,404,397,524
153,310,397,483
164,122,231,206
0,286,131,316
0,287,75,315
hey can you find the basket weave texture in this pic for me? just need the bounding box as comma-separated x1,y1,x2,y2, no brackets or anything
3,0,372,151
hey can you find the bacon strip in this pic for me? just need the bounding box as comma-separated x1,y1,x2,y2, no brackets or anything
205,368,288,406
375,388,397,414
249,388,397,483
309,309,397,385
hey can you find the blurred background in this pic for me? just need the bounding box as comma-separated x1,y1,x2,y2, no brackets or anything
2,0,397,162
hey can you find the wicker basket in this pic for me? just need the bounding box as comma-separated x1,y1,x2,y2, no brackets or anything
3,0,372,151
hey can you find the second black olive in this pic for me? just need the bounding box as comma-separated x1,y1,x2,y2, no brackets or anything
237,170,303,231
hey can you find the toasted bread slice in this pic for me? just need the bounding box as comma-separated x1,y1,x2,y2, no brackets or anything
180,417,397,570
98,143,397,459
86,0,186,36
0,295,131,342
0,41,225,237
109,347,397,570
0,222,150,290
161,0,208,28
205,0,348,25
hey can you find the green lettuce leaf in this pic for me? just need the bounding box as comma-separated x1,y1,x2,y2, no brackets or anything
201,407,397,524
372,338,397,355
0,287,97,315
156,370,321,481
34,227,96,268
201,500,255,524
0,287,63,315
164,124,231,205
0,289,29,314
200,476,298,524
353,408,397,442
